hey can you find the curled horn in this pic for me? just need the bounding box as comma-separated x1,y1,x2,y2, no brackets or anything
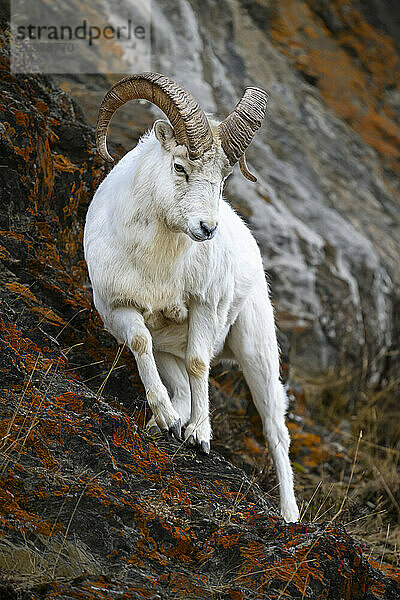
218,87,268,182
96,72,213,163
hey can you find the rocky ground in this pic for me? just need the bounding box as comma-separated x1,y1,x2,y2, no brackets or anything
54,0,400,567
0,0,400,598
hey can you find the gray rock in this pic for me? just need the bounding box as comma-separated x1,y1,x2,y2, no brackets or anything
56,0,399,396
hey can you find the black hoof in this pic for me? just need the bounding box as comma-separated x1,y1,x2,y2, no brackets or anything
186,435,195,446
169,418,182,441
200,441,210,455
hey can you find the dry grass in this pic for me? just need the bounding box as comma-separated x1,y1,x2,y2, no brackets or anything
210,366,400,568
295,426,400,565
0,342,107,588
1,325,399,591
0,536,101,586
297,378,400,567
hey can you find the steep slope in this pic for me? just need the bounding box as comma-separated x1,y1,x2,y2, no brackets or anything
0,15,400,600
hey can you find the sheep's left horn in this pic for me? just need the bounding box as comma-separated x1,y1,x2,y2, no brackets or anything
218,87,268,182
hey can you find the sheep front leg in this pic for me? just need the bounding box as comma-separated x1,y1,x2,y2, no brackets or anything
184,301,217,454
107,307,181,438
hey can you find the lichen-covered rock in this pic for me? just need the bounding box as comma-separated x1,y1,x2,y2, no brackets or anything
0,15,399,600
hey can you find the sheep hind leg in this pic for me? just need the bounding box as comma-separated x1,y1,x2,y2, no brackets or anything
227,295,299,523
146,351,191,434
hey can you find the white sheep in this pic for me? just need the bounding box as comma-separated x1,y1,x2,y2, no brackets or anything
84,73,299,522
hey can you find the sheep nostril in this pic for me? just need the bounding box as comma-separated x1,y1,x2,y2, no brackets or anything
200,222,218,238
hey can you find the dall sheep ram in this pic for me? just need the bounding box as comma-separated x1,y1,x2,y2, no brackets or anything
84,73,299,522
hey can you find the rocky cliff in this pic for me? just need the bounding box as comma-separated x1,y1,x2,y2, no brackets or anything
58,0,400,399
1,0,400,597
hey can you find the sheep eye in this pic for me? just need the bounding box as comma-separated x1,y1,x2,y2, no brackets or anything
174,163,186,175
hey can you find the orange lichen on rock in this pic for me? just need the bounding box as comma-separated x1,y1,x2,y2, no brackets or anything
0,21,399,600
0,485,56,538
288,421,333,468
369,560,400,585
269,0,400,174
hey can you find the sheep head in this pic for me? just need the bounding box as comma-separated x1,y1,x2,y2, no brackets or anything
96,73,268,241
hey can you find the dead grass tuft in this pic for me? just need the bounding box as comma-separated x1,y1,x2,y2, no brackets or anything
210,366,400,567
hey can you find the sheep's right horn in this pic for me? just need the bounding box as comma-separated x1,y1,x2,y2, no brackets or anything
218,87,268,182
96,72,213,163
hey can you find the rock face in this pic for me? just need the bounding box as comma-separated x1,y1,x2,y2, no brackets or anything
176,0,399,392
157,0,392,394
0,9,400,600
59,0,400,397
1,1,400,597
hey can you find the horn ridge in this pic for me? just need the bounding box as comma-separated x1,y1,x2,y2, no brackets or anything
218,86,268,180
96,72,213,163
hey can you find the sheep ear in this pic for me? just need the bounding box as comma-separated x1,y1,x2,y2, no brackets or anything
154,120,176,151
